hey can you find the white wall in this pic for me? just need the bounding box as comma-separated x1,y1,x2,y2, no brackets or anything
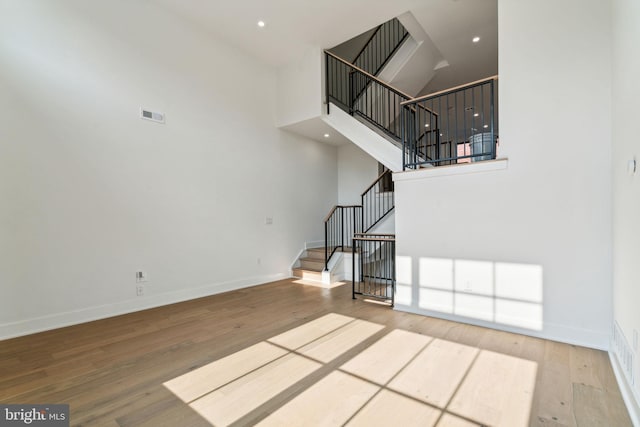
394,0,612,349
338,143,378,205
612,0,640,413
0,0,338,338
276,47,323,128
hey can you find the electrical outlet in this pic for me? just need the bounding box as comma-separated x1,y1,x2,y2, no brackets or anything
265,217,273,225
136,271,147,283
136,285,144,296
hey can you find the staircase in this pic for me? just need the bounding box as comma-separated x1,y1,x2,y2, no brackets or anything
292,15,499,302
292,169,394,287
291,247,325,283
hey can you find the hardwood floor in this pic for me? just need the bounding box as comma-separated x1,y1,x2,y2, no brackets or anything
0,278,632,427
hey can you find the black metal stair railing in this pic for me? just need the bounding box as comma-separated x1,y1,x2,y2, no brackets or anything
326,51,427,145
350,18,409,102
352,233,396,306
402,76,499,169
353,18,409,77
361,169,394,232
324,205,362,271
326,50,441,174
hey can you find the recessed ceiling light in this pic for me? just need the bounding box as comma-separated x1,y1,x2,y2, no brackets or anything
257,21,266,28
472,36,480,43
439,133,443,137
323,133,330,138
473,113,479,117
425,124,430,128
483,124,489,128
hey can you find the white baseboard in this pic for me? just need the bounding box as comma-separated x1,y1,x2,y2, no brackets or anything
394,304,610,350
610,351,640,426
0,273,287,341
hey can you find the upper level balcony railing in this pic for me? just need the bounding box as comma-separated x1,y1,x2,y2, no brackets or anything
401,76,499,169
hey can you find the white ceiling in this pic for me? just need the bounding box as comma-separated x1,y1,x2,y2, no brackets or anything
155,0,496,75
156,0,426,67
154,0,497,145
412,0,498,94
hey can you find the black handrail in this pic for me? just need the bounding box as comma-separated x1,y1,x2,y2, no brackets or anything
402,76,499,169
361,169,395,232
323,170,397,270
351,18,409,101
353,18,408,77
326,52,437,146
325,51,438,145
324,205,362,271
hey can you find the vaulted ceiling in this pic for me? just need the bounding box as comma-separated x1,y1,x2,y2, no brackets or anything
155,0,497,93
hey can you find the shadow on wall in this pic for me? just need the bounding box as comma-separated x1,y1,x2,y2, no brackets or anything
396,256,543,331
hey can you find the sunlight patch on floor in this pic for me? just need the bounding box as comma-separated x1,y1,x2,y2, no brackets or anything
448,350,538,426
340,329,432,385
164,312,537,427
388,338,479,408
348,389,442,427
256,371,379,427
163,313,382,426
163,341,287,403
190,353,320,426
268,313,354,350
294,319,384,363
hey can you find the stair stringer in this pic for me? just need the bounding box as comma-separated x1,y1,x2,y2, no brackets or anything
366,210,395,235
323,103,403,172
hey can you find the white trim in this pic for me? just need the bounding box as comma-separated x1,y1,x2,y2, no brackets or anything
394,304,609,350
610,351,640,426
0,273,287,340
393,158,508,182
290,247,306,272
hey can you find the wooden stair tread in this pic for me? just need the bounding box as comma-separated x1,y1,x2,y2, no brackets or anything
306,247,325,253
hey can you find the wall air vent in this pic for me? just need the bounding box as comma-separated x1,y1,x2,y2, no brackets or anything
140,108,165,124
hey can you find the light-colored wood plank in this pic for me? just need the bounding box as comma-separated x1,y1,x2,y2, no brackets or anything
435,413,482,427
163,341,287,403
573,383,633,427
447,349,537,427
0,278,632,426
267,312,354,350
296,319,384,363
570,344,604,389
388,338,478,408
535,342,577,426
257,371,378,427
340,329,431,385
347,389,441,427
190,353,321,427
529,417,571,427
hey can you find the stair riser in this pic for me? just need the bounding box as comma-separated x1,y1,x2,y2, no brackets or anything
300,260,324,270
305,249,325,260
292,269,323,282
